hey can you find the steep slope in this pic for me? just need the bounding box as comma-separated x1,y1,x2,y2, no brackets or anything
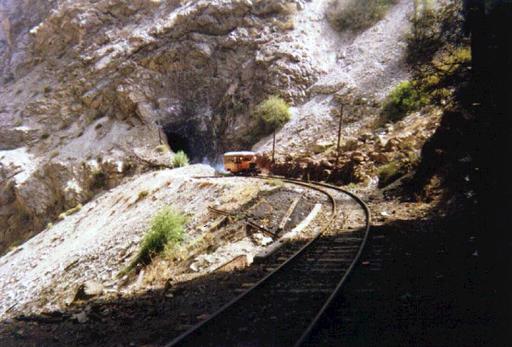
0,0,414,273
256,0,412,158
0,0,324,253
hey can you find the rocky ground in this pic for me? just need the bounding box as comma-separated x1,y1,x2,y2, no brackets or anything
0,0,326,254
0,0,414,253
2,1,499,346
0,165,359,346
255,0,412,158
0,164,334,318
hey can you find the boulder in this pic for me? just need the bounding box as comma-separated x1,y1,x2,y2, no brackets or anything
311,140,334,154
74,280,104,301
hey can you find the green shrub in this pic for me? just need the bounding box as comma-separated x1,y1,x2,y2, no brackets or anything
382,81,429,122
406,0,464,65
377,161,404,187
327,0,397,32
254,95,291,134
90,170,107,190
171,150,190,168
122,207,187,275
136,190,149,203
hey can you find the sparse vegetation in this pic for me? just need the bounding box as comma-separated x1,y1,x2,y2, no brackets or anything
171,150,190,168
382,81,430,122
381,45,471,123
155,144,170,153
58,204,82,220
327,0,398,32
49,150,60,159
267,178,284,188
40,133,50,140
406,0,464,65
276,18,295,31
121,207,187,275
90,170,107,190
377,151,419,187
136,190,149,203
254,95,291,134
377,161,405,187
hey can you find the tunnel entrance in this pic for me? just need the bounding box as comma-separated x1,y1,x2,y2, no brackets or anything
165,131,192,158
162,122,214,163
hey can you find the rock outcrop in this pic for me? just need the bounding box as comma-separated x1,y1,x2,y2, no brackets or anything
0,0,324,253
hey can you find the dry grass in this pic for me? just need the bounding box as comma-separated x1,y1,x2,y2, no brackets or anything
58,204,82,220
171,150,190,168
327,0,398,32
120,207,187,276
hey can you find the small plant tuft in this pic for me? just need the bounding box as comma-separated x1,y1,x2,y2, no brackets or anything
136,190,149,203
377,161,403,187
327,0,398,32
120,207,187,276
381,81,430,122
58,204,82,220
254,95,291,134
155,144,170,153
171,150,190,168
90,170,107,190
267,178,284,188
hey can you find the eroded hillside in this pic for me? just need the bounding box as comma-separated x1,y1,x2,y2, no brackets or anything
0,0,416,254
0,0,325,253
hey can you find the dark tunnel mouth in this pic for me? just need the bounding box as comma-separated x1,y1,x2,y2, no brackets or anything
162,123,215,163
165,131,192,157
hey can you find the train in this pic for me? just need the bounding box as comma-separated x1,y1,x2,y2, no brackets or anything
223,151,260,175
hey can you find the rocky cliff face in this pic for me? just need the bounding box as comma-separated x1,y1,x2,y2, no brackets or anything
0,0,413,253
0,0,326,253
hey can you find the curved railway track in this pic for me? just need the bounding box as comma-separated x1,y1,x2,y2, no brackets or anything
167,175,371,347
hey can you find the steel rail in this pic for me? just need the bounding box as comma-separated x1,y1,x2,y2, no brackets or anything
166,175,371,347
166,176,337,347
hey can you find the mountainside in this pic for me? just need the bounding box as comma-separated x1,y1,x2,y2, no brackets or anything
0,0,413,254
0,0,320,253
0,0,419,316
2,1,509,346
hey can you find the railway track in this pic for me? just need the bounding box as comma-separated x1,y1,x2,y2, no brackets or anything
167,175,371,347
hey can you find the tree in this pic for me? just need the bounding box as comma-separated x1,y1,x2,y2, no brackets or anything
254,96,291,163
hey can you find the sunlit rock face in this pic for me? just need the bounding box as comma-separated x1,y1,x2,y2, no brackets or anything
0,0,412,252
0,0,59,82
0,0,321,253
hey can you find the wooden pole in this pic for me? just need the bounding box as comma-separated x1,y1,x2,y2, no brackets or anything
335,105,344,167
272,130,276,164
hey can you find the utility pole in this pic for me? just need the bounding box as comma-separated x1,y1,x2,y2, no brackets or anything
335,105,344,167
155,120,163,145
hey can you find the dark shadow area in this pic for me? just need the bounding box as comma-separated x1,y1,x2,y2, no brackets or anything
0,237,306,347
405,2,512,338
164,130,192,157
304,209,506,346
0,204,506,346
162,122,213,163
